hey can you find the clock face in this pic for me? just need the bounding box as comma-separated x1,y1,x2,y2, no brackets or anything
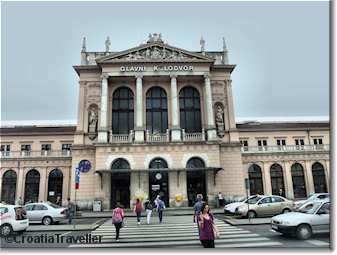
78,160,91,173
155,173,162,180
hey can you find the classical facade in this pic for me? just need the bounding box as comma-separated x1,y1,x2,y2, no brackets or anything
0,34,330,210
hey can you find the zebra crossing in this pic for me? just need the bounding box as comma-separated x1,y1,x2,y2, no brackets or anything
69,215,282,248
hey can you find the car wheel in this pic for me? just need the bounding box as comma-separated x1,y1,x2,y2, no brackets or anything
42,216,53,226
296,224,312,240
0,224,13,237
282,208,291,214
247,210,257,219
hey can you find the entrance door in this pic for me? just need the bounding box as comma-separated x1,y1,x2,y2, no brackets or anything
111,172,130,209
187,170,206,206
149,158,169,207
110,158,131,209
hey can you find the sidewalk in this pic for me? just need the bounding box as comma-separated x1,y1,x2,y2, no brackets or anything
223,215,271,226
76,207,224,218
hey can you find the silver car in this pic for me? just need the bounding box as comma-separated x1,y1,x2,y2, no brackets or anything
24,202,67,225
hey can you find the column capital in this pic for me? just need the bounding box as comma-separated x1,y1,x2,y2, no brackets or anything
101,73,109,80
204,73,210,80
135,73,143,79
170,73,178,79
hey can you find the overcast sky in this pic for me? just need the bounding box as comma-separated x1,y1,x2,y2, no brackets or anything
2,1,329,122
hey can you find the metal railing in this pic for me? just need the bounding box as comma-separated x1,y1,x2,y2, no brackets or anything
146,129,170,143
1,150,72,159
109,130,134,143
182,129,206,142
241,144,330,153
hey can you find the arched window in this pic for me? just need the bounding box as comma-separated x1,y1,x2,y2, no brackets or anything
179,87,202,133
248,164,264,195
149,158,169,206
186,157,207,206
1,170,17,204
47,169,63,203
24,169,40,203
111,158,130,170
146,87,168,134
112,87,134,134
270,164,285,197
312,162,327,193
291,163,307,198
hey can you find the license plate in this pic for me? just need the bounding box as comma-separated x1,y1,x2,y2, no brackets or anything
271,224,278,230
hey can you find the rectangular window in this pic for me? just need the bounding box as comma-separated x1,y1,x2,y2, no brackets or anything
295,138,305,150
0,144,10,156
257,139,267,151
240,140,249,151
41,144,52,156
21,144,31,156
276,139,286,150
313,138,323,150
61,144,72,155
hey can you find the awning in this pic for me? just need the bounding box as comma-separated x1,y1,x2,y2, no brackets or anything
95,167,223,174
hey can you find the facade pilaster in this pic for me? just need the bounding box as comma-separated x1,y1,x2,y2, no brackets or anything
305,161,315,194
283,161,294,199
134,74,145,142
170,74,181,141
98,74,109,143
204,74,217,140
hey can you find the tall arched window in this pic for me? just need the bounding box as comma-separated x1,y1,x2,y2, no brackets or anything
312,162,327,193
111,158,131,209
1,170,17,204
24,169,40,203
291,163,307,198
179,86,202,132
270,164,285,197
47,169,63,203
248,164,264,195
146,87,168,134
112,87,134,134
149,158,169,206
186,157,207,206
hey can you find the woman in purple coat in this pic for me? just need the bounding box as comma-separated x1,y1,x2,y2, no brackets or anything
198,203,215,248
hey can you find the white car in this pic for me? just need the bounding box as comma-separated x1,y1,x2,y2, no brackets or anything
224,195,258,214
294,193,329,209
24,202,67,225
271,199,330,240
0,204,29,237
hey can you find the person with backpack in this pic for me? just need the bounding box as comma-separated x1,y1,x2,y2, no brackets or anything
134,198,143,225
112,204,124,241
144,199,153,224
156,196,165,223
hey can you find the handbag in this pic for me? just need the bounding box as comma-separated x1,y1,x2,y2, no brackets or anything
212,224,220,239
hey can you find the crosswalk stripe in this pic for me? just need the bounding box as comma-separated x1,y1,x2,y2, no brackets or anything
305,240,330,247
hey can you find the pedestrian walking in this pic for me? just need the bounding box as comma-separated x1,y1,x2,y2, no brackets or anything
66,198,75,224
144,199,153,224
193,194,204,223
134,198,143,225
156,196,165,223
198,203,217,248
112,204,124,241
218,192,224,207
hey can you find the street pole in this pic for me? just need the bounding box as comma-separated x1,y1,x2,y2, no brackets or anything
74,188,76,230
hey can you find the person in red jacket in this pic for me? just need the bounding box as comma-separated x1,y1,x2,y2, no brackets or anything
134,198,143,225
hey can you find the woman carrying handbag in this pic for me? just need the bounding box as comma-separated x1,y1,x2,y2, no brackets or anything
112,203,124,241
198,203,218,248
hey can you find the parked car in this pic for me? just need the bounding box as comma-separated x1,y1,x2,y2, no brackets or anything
235,195,294,218
24,202,67,225
0,203,29,237
224,195,258,214
271,199,330,240
294,193,330,209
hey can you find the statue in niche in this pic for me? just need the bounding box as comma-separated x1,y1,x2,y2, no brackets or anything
88,108,98,140
215,104,225,137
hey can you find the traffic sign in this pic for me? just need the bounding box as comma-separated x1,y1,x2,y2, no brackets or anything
78,159,91,173
75,167,80,189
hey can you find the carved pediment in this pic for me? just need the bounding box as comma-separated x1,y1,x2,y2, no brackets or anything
96,42,214,64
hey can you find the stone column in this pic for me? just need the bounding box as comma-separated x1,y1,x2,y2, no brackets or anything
98,74,109,143
16,167,25,201
262,162,272,195
170,74,181,141
39,168,47,202
324,160,330,192
134,74,145,142
305,161,315,194
204,74,217,140
283,162,294,199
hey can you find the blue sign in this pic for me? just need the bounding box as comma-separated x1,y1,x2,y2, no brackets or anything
78,160,92,173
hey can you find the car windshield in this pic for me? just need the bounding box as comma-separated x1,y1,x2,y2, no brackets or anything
47,202,61,208
246,196,262,204
298,202,322,214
